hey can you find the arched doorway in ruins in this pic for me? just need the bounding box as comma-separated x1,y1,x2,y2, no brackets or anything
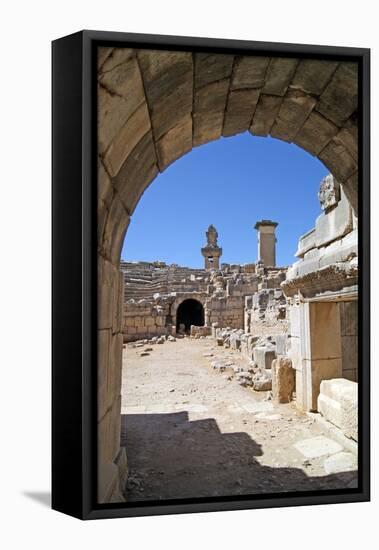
176,299,205,333
97,47,359,503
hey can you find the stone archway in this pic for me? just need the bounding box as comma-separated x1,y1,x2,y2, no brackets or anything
176,298,205,333
170,292,207,328
97,47,358,502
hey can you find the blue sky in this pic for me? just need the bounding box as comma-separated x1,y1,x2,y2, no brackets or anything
121,133,328,267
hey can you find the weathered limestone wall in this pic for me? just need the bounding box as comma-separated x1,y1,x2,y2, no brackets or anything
340,300,358,382
283,175,358,413
206,295,245,329
97,255,128,503
287,295,357,412
123,300,172,342
121,261,287,341
244,288,287,329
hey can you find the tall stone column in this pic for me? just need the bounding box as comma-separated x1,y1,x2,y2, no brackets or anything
254,220,278,266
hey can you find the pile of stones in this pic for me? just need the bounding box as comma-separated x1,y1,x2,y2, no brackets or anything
209,328,296,401
130,334,177,347
234,361,272,391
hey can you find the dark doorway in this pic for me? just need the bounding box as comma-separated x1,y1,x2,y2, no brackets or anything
176,299,204,333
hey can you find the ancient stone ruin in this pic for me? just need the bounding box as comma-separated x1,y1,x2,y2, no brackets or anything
121,174,358,446
121,221,287,342
96,47,359,503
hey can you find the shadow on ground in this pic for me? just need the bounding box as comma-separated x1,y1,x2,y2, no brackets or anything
121,411,357,501
22,491,51,507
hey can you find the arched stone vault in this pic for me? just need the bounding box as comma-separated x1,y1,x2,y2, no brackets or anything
171,293,207,322
96,47,358,502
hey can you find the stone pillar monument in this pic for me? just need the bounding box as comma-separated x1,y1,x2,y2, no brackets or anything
254,220,278,266
201,224,222,270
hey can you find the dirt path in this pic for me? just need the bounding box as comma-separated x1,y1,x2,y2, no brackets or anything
121,337,357,501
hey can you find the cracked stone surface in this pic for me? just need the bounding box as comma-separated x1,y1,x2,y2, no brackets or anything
121,337,357,501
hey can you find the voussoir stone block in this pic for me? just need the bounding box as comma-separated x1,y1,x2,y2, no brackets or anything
101,195,130,265
98,52,146,153
103,102,151,177
334,116,358,161
193,79,230,145
98,47,113,70
99,48,135,81
316,62,358,126
138,50,193,140
271,90,316,142
156,116,192,170
318,138,357,183
98,158,113,207
231,56,270,90
294,111,339,156
250,94,283,136
290,59,338,96
194,53,234,88
113,131,159,215
223,89,260,137
263,57,299,96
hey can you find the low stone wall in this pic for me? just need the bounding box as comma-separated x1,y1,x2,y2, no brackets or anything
121,262,289,342
123,300,172,342
214,325,287,365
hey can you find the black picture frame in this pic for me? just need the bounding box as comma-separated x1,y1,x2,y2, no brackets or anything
52,30,370,520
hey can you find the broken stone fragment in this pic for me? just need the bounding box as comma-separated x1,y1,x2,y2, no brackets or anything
272,356,295,403
236,371,253,387
317,378,358,441
253,376,272,391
